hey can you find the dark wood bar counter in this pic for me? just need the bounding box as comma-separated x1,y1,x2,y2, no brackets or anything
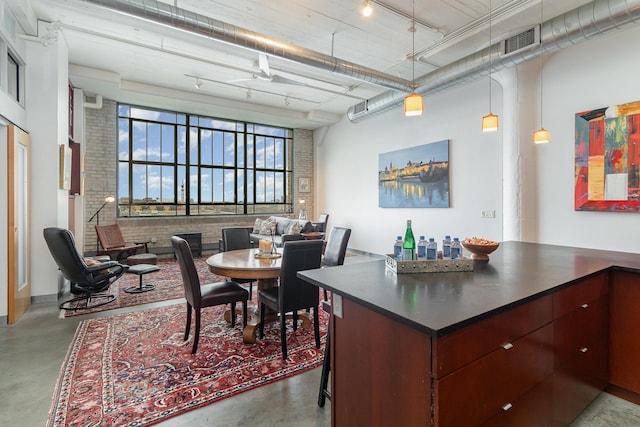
299,241,640,426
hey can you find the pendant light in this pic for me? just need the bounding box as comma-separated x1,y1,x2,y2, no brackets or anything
404,0,423,117
482,0,498,132
362,0,373,17
534,0,550,144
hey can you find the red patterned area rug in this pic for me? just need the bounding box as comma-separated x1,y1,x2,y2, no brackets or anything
49,302,328,426
63,258,227,317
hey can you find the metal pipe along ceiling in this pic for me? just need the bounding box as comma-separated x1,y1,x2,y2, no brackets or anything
347,0,640,122
80,0,414,92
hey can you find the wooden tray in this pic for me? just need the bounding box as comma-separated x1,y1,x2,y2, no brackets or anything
385,255,473,274
254,252,282,259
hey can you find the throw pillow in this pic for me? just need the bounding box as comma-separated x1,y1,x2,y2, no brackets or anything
84,258,108,275
287,221,302,234
259,217,276,235
253,218,264,233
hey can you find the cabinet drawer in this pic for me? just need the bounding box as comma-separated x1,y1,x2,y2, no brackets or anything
434,295,552,378
554,295,608,366
481,376,556,427
434,323,554,427
554,338,608,426
553,273,608,320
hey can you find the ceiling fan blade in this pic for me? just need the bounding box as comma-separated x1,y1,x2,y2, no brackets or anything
270,75,307,86
258,53,270,76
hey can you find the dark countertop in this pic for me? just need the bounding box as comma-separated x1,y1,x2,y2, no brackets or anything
298,241,640,337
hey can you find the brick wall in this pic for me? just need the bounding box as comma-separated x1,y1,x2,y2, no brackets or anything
83,100,315,257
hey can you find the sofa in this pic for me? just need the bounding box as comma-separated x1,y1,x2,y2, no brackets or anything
250,216,314,247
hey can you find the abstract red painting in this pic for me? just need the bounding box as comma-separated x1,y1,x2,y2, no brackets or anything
575,100,640,212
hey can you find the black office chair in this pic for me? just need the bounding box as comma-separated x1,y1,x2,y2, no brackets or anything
221,226,256,299
171,236,249,354
258,240,323,359
43,227,128,311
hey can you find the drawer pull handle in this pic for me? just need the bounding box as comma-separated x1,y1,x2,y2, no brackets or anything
581,303,589,309
502,403,513,411
502,343,514,350
580,347,588,353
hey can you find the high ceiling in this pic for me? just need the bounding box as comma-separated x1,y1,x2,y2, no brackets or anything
20,0,591,129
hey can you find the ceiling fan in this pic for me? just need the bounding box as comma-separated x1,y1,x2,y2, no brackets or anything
231,53,307,86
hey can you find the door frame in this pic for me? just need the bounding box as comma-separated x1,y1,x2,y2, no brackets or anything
8,124,31,324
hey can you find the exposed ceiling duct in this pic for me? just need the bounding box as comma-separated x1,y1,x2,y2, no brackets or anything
347,0,640,122
80,0,414,92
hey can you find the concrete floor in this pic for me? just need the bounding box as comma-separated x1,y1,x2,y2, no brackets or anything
0,299,331,427
1,252,639,426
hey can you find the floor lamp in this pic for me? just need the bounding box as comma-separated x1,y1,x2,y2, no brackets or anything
89,195,115,253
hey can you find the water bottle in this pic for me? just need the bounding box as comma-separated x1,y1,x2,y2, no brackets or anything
450,237,462,259
427,238,437,260
393,236,404,259
417,236,427,260
402,220,416,260
442,235,452,259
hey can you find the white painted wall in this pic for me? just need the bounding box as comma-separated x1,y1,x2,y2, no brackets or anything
317,23,640,256
24,26,70,301
315,78,504,256
532,24,640,252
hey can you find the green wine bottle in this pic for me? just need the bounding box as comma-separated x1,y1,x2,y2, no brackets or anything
403,219,416,260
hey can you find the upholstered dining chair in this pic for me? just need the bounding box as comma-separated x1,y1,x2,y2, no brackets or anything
258,239,323,359
221,226,255,299
317,226,351,406
171,236,249,354
43,227,129,310
312,213,329,232
281,233,304,244
320,226,352,300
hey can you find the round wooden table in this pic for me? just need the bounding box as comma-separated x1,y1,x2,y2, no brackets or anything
207,248,312,344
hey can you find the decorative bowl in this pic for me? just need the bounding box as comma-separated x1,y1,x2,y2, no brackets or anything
461,239,499,263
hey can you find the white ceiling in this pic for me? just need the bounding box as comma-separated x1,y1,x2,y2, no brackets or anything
20,0,591,129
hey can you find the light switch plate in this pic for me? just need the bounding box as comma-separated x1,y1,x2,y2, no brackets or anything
481,210,495,218
333,294,343,318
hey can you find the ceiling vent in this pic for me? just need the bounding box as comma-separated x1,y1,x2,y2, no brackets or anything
501,25,540,57
353,100,369,115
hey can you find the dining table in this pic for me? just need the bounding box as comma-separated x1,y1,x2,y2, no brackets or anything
206,247,313,343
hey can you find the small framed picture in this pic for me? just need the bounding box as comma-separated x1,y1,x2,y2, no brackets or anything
299,177,310,193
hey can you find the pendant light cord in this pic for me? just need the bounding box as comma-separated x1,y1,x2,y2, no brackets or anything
412,0,416,90
488,0,492,110
539,0,544,129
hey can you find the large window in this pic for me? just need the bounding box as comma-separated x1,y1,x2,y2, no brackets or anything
117,104,293,217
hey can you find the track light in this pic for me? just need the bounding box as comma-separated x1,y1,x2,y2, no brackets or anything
194,78,203,90
362,0,373,17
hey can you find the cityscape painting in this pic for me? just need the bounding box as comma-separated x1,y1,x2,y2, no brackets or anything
575,100,640,212
378,140,450,208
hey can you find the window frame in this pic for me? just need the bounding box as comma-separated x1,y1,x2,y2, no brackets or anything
117,104,294,217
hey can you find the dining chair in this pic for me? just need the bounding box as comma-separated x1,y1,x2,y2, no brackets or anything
320,226,351,300
43,227,129,310
257,239,324,359
221,226,255,299
281,233,304,244
317,226,351,406
171,236,249,354
312,213,329,232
